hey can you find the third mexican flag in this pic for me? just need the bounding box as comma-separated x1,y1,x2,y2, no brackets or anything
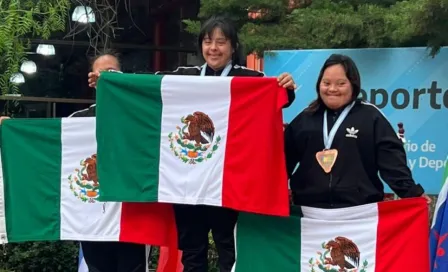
234,198,429,272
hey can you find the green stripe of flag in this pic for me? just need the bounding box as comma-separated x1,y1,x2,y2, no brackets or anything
1,119,61,241
235,207,302,271
96,72,163,201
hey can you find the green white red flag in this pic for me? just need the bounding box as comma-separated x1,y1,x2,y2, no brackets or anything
0,117,176,246
96,72,290,216
234,198,429,271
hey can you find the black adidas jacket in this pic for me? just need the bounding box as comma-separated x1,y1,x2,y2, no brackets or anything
285,99,424,208
156,64,295,108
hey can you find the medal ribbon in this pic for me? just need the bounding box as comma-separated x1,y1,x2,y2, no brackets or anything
200,61,233,77
323,101,356,149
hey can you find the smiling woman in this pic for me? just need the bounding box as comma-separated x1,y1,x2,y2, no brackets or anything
308,55,361,112
319,65,356,110
284,54,429,211
153,15,298,272
199,18,238,71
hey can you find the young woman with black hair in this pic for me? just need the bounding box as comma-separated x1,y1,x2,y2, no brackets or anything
284,54,430,209
155,16,297,272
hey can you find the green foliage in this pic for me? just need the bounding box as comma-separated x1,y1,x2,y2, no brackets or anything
183,20,201,37
207,232,219,272
285,0,422,49
198,0,292,23
184,0,444,56
413,0,448,56
0,235,220,271
0,241,78,271
0,0,70,95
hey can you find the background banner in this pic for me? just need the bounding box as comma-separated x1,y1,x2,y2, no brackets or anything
264,47,448,194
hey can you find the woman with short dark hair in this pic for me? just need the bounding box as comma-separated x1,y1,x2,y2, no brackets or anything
156,16,297,272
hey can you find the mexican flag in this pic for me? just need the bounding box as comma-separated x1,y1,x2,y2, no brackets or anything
234,198,429,272
0,117,177,245
96,73,290,216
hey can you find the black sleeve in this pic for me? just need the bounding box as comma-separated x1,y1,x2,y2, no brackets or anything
374,114,424,198
284,116,303,178
284,89,295,109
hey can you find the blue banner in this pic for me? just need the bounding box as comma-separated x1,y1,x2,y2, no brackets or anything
265,47,448,194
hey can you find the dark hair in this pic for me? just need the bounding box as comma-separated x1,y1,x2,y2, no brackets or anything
90,49,121,70
306,54,361,113
197,16,243,65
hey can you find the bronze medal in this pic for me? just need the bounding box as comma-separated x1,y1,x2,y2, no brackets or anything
316,149,338,173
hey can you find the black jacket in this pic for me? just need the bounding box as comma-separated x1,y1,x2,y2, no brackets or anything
285,99,424,208
156,64,295,108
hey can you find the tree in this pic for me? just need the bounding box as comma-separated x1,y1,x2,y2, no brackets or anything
0,0,70,94
413,0,448,56
0,241,78,271
184,0,437,56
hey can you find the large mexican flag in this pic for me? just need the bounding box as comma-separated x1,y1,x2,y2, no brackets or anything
0,117,177,245
234,198,429,272
96,73,290,216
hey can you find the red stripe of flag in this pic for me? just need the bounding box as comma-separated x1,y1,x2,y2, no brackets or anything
120,203,183,272
222,77,289,216
376,197,429,271
119,202,177,246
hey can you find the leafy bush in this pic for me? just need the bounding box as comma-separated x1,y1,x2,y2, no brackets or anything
0,0,70,95
0,241,78,271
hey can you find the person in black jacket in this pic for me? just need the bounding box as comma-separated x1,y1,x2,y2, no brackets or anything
73,51,148,272
156,16,297,272
158,17,296,272
284,54,430,209
88,16,297,272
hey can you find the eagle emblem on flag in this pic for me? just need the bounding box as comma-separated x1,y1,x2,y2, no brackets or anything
68,154,100,203
309,236,369,272
168,111,221,164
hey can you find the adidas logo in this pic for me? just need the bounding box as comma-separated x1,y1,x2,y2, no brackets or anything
345,127,359,139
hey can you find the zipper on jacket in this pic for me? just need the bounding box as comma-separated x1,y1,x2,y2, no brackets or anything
329,173,334,207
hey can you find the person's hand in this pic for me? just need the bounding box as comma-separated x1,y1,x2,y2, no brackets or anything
277,73,297,90
88,71,100,88
0,116,10,125
422,194,432,204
